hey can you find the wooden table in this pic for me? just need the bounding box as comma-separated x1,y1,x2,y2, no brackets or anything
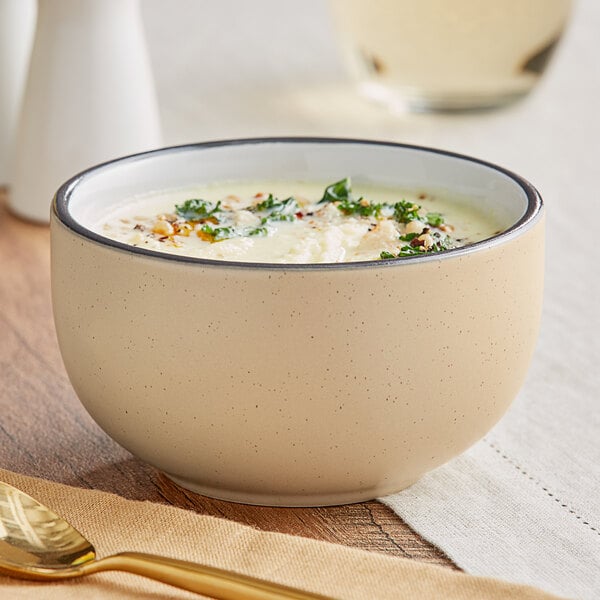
0,190,454,569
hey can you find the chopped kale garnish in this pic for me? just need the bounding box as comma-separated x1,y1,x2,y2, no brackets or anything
260,213,295,224
338,198,383,217
429,233,452,253
399,232,420,242
175,198,222,221
252,194,298,223
319,178,351,204
392,200,421,223
426,212,445,227
252,194,278,211
319,178,384,218
199,224,235,241
398,245,423,256
248,226,268,236
378,245,423,259
381,232,453,259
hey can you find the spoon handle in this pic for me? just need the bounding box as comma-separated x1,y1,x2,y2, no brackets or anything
88,552,334,600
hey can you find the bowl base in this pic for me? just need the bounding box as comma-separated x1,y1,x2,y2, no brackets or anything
163,473,420,507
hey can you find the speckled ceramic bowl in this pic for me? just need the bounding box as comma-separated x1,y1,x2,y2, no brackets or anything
51,138,544,506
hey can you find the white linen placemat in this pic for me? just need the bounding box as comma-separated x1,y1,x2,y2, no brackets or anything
141,2,600,598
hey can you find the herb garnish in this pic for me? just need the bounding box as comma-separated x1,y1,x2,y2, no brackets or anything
426,212,445,227
338,198,383,217
380,232,452,259
392,200,421,223
175,198,222,222
164,179,456,257
251,194,298,224
248,226,268,236
198,224,235,241
399,232,420,242
319,178,351,204
320,179,424,223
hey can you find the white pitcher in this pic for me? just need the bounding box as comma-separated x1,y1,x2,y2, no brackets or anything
10,0,162,222
0,0,36,186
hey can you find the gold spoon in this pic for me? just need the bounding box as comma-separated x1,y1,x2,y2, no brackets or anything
0,481,332,599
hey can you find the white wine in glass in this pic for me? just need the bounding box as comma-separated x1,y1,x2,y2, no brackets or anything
329,0,572,111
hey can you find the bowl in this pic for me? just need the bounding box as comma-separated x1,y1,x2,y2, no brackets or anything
51,138,544,506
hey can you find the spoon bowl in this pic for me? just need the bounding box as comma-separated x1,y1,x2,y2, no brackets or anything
0,481,94,573
0,480,330,599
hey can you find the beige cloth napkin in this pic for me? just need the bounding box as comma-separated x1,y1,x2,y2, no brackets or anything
0,469,564,600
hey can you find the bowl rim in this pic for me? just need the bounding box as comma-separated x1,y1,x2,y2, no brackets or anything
52,136,543,270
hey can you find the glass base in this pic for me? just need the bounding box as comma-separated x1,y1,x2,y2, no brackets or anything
359,81,532,114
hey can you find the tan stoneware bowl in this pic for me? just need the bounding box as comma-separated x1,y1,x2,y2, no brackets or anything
51,138,544,506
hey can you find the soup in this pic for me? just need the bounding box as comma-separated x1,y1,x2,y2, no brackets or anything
97,178,503,263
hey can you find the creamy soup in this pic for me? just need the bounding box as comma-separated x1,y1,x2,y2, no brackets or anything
97,179,503,263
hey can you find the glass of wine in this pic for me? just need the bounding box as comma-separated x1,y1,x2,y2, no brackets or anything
329,0,572,112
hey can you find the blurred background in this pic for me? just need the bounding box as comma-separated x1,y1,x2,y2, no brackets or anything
140,0,576,142
139,0,579,145
142,0,346,141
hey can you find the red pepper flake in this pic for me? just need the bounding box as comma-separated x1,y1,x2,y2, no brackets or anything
295,211,304,219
